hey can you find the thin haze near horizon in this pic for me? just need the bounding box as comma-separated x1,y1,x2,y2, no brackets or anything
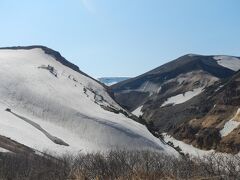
0,0,240,78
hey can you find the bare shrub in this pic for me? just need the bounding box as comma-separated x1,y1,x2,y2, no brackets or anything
0,150,240,180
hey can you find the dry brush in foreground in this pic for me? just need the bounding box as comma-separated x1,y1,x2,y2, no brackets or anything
0,150,239,180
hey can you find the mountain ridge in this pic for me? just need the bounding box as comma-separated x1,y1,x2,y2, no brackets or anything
0,45,95,81
110,54,240,153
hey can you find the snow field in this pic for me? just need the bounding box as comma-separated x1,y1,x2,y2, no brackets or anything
0,48,177,156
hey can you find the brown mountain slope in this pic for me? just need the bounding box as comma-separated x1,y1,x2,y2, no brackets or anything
110,54,240,153
173,71,240,153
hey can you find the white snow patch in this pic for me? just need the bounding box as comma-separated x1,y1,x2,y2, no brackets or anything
132,105,143,117
157,86,162,93
161,87,203,107
220,120,240,137
220,108,240,137
138,81,161,94
162,133,240,158
215,85,224,92
214,56,240,71
162,133,214,157
0,147,10,153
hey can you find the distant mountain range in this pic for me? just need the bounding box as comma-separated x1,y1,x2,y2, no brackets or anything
98,77,130,86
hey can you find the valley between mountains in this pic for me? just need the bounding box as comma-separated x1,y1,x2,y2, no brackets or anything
0,46,240,158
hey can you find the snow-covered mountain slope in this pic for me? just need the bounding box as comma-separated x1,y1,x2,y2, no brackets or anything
98,77,130,86
0,47,176,156
214,56,240,71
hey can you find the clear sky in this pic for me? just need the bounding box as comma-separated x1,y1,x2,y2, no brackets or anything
0,0,240,78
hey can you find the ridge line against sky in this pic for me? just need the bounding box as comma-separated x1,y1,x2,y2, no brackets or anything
0,0,240,78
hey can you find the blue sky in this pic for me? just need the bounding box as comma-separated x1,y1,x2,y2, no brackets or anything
0,0,240,77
